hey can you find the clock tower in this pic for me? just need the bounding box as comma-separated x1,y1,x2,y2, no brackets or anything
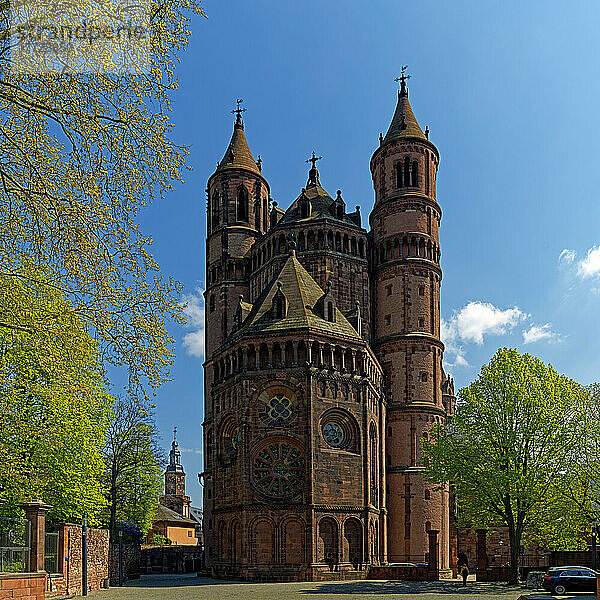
161,428,191,518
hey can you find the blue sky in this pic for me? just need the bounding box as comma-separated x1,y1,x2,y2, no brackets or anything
136,1,600,506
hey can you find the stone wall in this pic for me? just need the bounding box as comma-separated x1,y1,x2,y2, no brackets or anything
0,573,46,600
46,525,109,596
141,546,203,574
108,542,141,586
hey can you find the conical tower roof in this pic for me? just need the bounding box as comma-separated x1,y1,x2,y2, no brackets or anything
384,89,426,142
215,114,262,176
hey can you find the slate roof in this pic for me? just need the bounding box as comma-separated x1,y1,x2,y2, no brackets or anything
154,504,196,525
384,91,426,142
277,164,356,226
232,253,362,341
215,118,262,176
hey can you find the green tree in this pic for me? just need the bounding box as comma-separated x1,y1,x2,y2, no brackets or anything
0,270,112,523
422,348,589,583
102,396,164,540
0,1,204,400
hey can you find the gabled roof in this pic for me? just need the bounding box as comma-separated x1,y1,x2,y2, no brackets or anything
232,253,362,341
384,90,426,142
215,118,262,177
155,504,196,525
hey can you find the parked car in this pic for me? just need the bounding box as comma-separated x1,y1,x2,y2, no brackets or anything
542,566,598,595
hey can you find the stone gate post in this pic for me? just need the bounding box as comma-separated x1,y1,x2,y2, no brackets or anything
21,501,51,572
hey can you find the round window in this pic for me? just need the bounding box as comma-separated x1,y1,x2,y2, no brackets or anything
252,440,305,498
322,422,345,448
265,394,293,426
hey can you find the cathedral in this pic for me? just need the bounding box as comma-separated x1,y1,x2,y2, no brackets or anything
201,74,456,581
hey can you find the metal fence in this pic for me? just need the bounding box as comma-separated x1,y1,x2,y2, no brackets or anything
0,517,31,573
45,532,60,574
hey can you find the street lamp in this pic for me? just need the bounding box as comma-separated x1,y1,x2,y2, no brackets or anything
499,540,504,566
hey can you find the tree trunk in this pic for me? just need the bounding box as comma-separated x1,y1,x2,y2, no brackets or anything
508,527,521,584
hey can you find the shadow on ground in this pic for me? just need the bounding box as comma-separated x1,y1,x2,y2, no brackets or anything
122,575,252,588
299,580,521,595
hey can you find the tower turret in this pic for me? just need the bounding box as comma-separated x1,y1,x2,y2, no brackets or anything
205,101,270,357
162,428,191,518
369,72,450,569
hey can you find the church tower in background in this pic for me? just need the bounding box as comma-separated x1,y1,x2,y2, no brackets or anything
161,429,191,518
370,71,454,569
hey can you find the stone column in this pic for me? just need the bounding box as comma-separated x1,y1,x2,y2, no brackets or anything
427,529,439,573
21,501,51,573
307,342,312,365
341,349,346,372
242,347,248,370
476,528,488,576
351,350,356,374
293,342,298,365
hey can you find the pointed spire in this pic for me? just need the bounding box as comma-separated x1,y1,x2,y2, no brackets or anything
384,69,426,142
215,99,263,176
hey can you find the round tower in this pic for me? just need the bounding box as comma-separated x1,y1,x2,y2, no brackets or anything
205,102,270,357
369,73,451,570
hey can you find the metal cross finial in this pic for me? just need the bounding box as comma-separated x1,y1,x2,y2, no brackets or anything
173,426,177,440
232,98,246,120
395,66,411,95
306,151,323,170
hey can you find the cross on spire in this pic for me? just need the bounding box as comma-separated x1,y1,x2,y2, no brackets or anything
395,66,411,97
173,426,177,441
231,98,246,125
306,151,322,170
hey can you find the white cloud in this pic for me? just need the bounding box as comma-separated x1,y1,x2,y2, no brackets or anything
522,323,562,345
443,301,527,346
559,249,576,264
441,301,527,369
578,246,600,279
181,287,205,358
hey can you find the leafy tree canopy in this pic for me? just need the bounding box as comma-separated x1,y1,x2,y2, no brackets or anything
0,269,112,524
422,348,590,582
0,0,204,400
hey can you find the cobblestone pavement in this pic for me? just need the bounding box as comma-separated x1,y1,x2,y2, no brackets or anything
69,573,594,600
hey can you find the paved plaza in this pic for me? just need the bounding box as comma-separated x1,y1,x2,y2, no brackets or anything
65,574,596,600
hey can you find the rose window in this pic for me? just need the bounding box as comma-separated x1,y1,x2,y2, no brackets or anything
322,423,345,447
320,409,359,452
265,394,293,426
253,441,305,498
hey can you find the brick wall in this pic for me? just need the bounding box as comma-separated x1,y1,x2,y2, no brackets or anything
47,525,108,596
0,573,46,600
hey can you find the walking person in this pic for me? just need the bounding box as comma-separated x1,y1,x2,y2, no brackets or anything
457,552,469,586
460,562,470,586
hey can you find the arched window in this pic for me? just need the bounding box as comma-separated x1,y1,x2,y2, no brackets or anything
255,199,261,230
369,425,378,505
412,161,418,187
209,295,215,313
237,187,248,222
327,301,334,322
403,156,410,187
396,163,403,188
276,297,285,319
299,199,309,218
211,193,219,228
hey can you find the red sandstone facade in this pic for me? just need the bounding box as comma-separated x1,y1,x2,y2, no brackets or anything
202,80,455,581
